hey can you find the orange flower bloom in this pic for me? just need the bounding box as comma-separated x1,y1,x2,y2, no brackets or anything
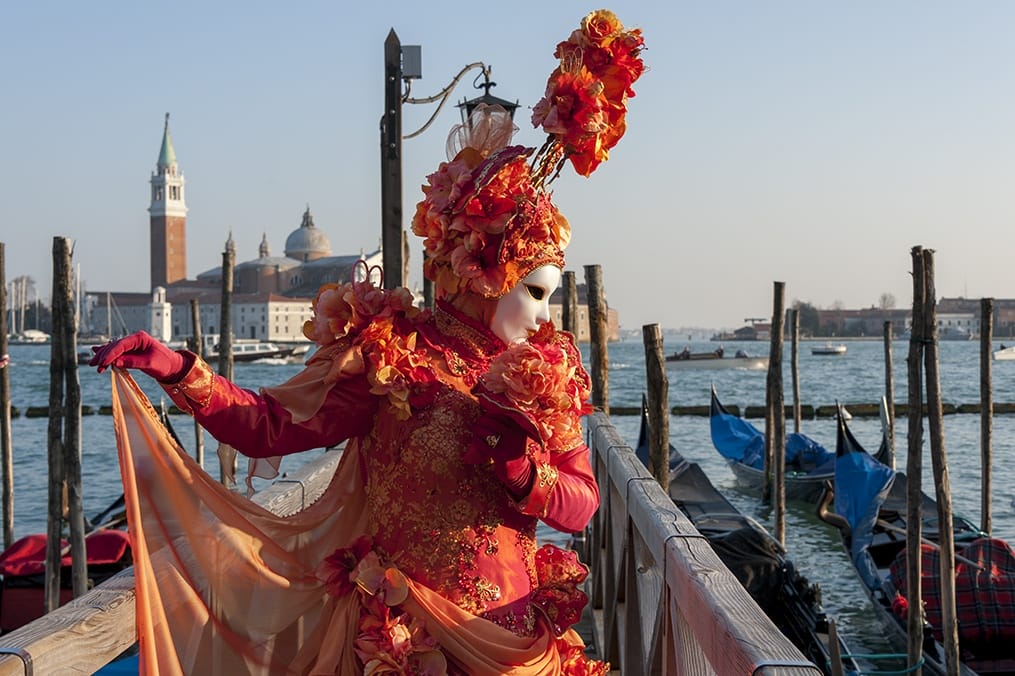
533,9,645,177
478,324,591,449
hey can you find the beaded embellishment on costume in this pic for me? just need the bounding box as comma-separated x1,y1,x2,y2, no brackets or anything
432,303,501,386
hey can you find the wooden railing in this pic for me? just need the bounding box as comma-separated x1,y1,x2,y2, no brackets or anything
0,412,824,675
582,412,823,675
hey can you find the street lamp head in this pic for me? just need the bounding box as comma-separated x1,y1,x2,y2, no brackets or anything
456,67,519,125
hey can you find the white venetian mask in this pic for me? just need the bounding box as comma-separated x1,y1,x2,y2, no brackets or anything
489,265,562,344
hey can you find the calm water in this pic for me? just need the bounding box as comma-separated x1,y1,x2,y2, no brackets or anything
4,338,1015,668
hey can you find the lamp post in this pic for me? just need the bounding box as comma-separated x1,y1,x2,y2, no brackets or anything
455,68,520,125
380,30,518,299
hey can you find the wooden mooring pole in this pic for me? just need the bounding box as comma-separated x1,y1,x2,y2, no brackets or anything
0,243,13,549
790,307,801,434
561,271,578,337
766,281,786,545
585,265,609,415
190,298,205,468
980,297,993,535
46,237,87,611
218,248,236,486
883,320,896,469
905,246,926,672
921,248,960,674
642,323,669,490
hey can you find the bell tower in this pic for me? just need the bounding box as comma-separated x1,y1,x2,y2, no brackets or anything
149,113,188,290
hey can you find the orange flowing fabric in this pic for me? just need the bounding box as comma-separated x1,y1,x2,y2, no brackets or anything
110,369,577,674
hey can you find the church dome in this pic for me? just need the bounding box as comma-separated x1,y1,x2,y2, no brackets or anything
284,206,331,261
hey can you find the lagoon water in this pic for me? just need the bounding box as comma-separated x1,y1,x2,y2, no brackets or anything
4,338,1015,669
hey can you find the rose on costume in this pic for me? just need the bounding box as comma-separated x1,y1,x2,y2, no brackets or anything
474,323,592,450
320,539,448,674
531,8,645,177
301,276,436,420
317,535,376,598
303,278,420,347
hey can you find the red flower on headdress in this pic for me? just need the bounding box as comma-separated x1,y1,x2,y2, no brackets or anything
532,9,645,177
411,10,642,299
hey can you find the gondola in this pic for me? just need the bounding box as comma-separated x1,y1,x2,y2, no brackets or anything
0,401,182,636
817,407,1015,675
636,398,857,676
709,386,843,502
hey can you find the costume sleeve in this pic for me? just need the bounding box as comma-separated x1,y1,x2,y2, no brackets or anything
516,443,599,533
161,352,377,458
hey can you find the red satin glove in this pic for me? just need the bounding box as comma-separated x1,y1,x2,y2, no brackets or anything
468,414,534,498
89,330,187,382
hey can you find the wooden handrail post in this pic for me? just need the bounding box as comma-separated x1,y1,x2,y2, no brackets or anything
980,297,993,535
642,323,669,490
585,265,609,415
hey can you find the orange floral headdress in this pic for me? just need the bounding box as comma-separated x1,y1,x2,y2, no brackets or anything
411,9,644,300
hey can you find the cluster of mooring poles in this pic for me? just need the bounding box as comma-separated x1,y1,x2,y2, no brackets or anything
634,245,999,676
0,236,249,622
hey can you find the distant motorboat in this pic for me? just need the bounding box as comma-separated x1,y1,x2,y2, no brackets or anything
939,326,974,341
993,344,1015,361
205,340,310,364
812,342,846,356
665,346,768,370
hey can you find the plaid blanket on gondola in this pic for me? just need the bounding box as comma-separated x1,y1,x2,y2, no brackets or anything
889,537,1015,655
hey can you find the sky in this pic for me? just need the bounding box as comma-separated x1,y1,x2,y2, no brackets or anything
3,2,1015,332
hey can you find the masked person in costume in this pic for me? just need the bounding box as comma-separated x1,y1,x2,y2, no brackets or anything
92,10,643,674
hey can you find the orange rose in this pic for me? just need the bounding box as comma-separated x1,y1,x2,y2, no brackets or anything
478,324,591,449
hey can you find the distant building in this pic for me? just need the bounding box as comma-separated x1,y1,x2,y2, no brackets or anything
149,114,188,291
83,116,383,344
548,284,620,342
812,308,910,337
84,116,622,345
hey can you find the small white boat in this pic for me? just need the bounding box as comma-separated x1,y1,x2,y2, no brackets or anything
7,330,50,345
993,345,1015,361
206,341,309,364
812,343,846,356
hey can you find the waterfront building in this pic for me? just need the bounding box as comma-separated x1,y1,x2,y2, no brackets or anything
77,116,619,343
83,116,385,344
548,284,620,342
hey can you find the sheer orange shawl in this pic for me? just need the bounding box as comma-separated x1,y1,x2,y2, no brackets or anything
110,369,583,674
